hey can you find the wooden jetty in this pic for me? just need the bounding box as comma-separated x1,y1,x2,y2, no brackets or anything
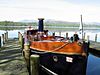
90,41,100,50
89,41,100,57
0,38,29,75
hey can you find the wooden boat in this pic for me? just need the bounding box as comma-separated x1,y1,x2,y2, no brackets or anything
24,18,89,75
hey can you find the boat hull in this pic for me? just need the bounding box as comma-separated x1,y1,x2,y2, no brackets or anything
30,49,88,75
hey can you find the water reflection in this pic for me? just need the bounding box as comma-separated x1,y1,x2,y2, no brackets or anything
86,53,100,75
8,30,24,38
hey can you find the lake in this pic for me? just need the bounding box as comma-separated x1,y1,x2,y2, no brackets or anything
0,29,100,75
87,53,100,75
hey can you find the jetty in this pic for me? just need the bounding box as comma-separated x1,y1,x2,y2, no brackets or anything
90,41,100,50
0,38,29,75
89,41,100,57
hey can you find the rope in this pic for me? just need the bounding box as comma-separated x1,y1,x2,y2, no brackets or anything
40,64,58,75
31,42,69,54
52,42,69,51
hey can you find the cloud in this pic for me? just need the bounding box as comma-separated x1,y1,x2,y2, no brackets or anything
0,0,100,22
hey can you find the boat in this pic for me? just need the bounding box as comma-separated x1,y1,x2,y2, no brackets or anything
24,18,89,75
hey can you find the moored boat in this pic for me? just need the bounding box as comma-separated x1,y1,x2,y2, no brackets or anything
24,18,89,75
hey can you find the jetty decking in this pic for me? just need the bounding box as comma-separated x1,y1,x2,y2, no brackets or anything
89,41,100,57
90,41,100,50
0,39,28,75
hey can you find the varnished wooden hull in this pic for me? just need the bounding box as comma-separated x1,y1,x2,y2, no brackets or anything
30,49,88,75
30,41,89,75
30,41,85,55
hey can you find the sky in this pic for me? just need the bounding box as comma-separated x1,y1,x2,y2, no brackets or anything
0,0,100,22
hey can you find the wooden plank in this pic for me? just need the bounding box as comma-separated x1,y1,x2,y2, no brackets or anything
90,41,100,51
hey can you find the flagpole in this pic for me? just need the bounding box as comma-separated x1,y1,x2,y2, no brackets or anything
80,15,84,40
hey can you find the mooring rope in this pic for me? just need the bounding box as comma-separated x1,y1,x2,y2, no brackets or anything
31,42,69,54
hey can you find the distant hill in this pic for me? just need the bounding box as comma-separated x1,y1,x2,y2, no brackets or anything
45,19,79,24
20,19,78,23
84,22,100,26
20,19,37,23
19,19,100,27
19,19,79,27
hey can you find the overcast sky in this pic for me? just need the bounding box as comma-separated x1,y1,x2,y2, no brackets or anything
0,0,100,22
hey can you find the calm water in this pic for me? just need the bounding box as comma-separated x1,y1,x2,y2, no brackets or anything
0,30,100,75
86,54,100,75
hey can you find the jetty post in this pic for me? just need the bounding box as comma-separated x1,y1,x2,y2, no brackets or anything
20,34,23,49
4,33,7,42
18,33,23,48
30,54,40,75
59,32,61,36
66,33,68,39
18,32,21,44
83,32,86,40
6,31,8,41
22,36,24,50
18,32,21,41
23,43,30,73
2,34,5,44
95,34,97,42
52,32,55,37
4,32,8,43
4,33,6,43
22,32,31,74
87,35,89,42
18,32,24,50
0,36,1,48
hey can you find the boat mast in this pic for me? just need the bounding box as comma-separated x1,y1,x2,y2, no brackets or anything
79,15,84,40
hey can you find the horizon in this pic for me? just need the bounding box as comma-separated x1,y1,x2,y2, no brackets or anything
0,0,100,22
1,19,100,24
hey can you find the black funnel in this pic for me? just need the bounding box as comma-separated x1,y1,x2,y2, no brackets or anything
38,18,44,32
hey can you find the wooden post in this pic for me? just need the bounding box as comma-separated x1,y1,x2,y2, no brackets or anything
18,32,20,41
20,35,24,50
6,31,8,41
22,37,24,50
52,32,55,37
5,32,7,42
0,36,1,48
4,33,6,43
2,34,5,44
20,34,22,48
87,35,89,42
95,34,97,42
19,33,23,48
30,54,40,75
66,33,68,39
23,33,30,74
59,32,61,36
19,33,21,43
23,44,30,74
83,32,85,40
4,33,7,42
18,32,22,44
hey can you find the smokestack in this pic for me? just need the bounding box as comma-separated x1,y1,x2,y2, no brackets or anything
38,18,44,32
